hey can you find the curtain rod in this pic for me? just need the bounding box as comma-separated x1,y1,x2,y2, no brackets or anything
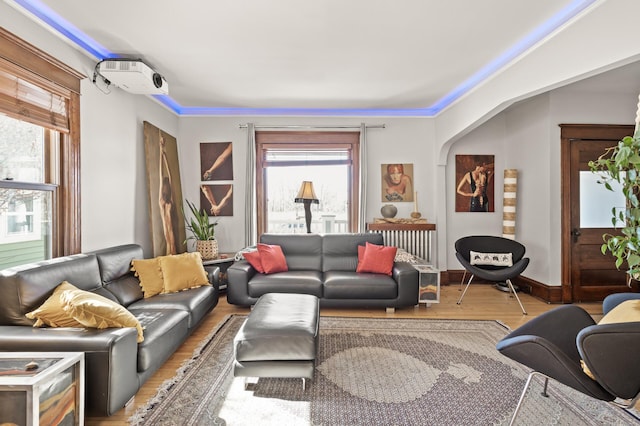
239,124,385,130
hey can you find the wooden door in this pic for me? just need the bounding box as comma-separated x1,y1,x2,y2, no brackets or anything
561,124,634,302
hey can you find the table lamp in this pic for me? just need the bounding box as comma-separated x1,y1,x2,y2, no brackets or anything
295,181,319,233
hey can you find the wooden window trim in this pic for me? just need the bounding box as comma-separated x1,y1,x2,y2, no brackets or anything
255,131,360,236
0,28,83,256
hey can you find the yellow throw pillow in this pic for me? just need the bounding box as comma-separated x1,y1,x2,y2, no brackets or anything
131,257,164,298
159,251,210,294
599,299,640,325
25,281,85,328
581,299,640,379
61,288,144,343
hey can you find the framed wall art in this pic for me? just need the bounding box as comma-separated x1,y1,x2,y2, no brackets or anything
200,142,233,181
143,121,187,256
455,154,495,212
200,184,233,217
381,163,414,202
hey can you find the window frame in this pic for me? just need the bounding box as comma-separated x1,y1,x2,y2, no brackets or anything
0,28,83,257
255,131,360,236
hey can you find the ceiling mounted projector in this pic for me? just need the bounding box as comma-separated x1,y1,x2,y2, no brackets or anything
96,59,168,95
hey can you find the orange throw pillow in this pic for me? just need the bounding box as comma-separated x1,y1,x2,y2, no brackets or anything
243,250,265,273
356,242,397,276
257,243,288,274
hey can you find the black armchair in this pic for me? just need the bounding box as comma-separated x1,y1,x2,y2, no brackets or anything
455,235,529,315
496,299,640,425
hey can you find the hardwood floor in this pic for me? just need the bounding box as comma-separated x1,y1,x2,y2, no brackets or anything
86,284,603,425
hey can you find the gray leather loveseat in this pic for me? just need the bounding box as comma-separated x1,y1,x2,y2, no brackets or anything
227,233,419,309
0,244,219,416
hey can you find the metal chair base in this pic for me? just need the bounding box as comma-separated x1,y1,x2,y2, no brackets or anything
510,371,640,426
456,275,527,315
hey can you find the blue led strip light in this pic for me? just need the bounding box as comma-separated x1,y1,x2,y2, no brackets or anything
15,0,598,117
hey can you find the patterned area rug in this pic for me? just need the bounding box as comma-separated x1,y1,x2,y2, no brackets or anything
129,315,638,426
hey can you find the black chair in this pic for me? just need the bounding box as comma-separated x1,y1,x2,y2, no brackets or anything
496,296,640,426
455,235,529,315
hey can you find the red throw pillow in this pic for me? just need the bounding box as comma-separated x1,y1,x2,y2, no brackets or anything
257,243,289,274
243,250,265,274
356,242,397,276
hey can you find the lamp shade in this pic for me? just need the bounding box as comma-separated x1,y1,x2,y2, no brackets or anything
295,181,319,203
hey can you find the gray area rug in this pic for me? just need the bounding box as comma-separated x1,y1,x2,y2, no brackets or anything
129,315,638,425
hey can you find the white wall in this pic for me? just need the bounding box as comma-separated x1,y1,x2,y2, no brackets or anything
444,84,638,286
178,117,434,253
80,80,178,255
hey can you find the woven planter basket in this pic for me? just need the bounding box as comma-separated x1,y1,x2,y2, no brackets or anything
196,239,218,260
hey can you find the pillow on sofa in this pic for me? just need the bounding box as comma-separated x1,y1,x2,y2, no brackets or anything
131,257,165,298
469,251,513,267
243,250,266,273
61,287,145,343
356,242,397,276
159,252,210,293
580,299,640,379
257,243,288,274
25,281,85,327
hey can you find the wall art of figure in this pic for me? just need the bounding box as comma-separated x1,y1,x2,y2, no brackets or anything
381,163,413,202
455,154,495,212
200,184,233,217
143,121,187,256
200,142,233,181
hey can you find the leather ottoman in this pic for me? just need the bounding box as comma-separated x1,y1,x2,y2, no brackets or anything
233,293,320,389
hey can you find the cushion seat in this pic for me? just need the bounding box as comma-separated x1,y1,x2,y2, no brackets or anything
248,271,323,298
323,271,397,299
132,308,189,372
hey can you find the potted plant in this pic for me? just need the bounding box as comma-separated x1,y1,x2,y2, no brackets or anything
184,199,219,260
589,132,640,281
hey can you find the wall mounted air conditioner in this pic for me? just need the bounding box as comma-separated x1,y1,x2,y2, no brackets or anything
96,59,168,95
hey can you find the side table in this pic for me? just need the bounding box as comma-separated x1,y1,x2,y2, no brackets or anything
203,253,236,292
0,351,84,425
413,265,440,307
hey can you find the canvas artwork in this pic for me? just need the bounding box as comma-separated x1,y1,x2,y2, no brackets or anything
200,184,233,217
455,154,495,212
381,163,414,202
143,121,187,256
200,142,233,181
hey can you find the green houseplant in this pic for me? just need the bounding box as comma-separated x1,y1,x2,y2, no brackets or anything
589,132,640,281
184,199,219,260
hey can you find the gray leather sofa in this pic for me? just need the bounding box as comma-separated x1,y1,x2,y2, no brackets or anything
0,244,219,416
227,233,419,309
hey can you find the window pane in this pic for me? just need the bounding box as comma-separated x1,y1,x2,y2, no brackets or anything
266,165,349,234
580,171,625,228
0,187,52,269
0,114,45,182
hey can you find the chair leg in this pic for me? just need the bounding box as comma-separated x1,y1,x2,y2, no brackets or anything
509,371,546,426
506,279,527,315
457,274,474,305
460,270,467,290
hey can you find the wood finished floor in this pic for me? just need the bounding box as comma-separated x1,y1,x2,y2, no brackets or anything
86,284,603,425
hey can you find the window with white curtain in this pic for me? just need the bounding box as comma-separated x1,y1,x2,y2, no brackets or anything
255,131,360,236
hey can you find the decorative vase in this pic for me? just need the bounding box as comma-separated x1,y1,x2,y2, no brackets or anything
196,239,218,260
380,204,398,218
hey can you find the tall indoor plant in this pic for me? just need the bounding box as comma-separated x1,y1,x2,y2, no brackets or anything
184,199,219,260
589,119,640,281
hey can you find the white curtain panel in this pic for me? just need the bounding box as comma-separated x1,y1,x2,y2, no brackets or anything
502,169,517,239
359,123,368,232
245,123,257,247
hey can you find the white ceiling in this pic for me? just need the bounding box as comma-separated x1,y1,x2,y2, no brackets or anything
9,0,640,114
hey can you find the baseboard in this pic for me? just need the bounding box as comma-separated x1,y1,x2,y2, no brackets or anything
444,270,562,304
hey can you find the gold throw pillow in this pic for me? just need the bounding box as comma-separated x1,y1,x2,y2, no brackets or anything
159,252,210,293
25,281,85,328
